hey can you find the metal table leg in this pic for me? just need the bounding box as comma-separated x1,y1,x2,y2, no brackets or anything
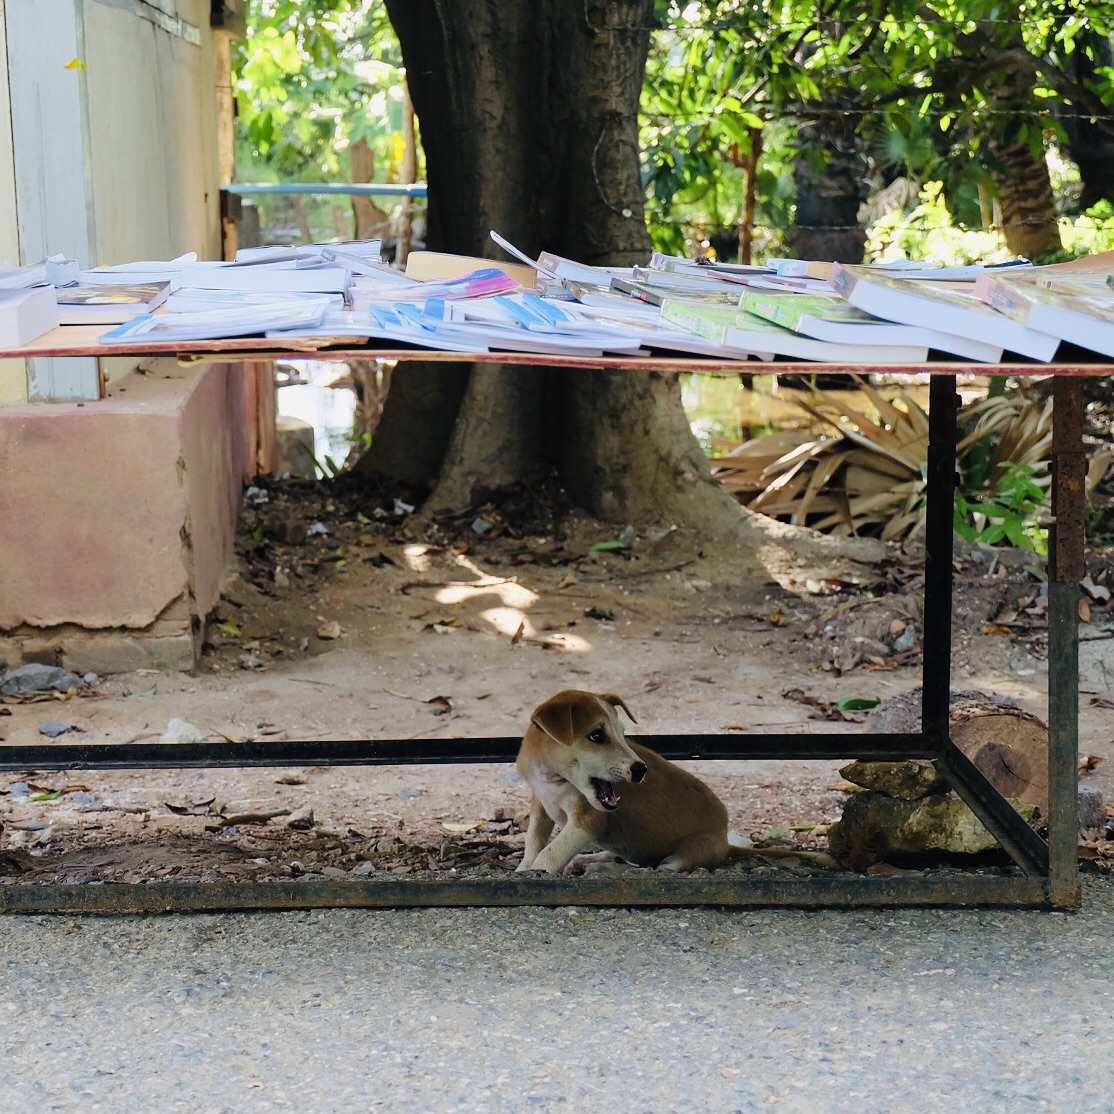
1048,378,1085,907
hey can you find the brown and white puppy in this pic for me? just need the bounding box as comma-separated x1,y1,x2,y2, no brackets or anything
515,689,731,875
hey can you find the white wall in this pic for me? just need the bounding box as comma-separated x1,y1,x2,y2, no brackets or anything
0,0,222,401
85,0,220,265
0,1,26,403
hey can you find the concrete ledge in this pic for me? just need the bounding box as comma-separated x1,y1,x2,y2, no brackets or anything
0,592,197,674
0,360,274,671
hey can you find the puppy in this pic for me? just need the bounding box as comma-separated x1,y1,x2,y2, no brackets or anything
514,689,732,874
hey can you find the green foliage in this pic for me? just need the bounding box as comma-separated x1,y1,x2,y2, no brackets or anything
953,463,1050,554
866,182,1010,265
642,1,1114,260
233,1,413,186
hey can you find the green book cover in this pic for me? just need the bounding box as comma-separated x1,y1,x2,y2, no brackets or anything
659,298,787,341
742,292,882,331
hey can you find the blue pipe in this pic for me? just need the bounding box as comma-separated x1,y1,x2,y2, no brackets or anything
224,182,427,198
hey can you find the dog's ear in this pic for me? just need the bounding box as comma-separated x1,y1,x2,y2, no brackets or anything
599,693,637,724
530,695,577,745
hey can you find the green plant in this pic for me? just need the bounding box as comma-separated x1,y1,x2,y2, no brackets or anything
953,462,1050,554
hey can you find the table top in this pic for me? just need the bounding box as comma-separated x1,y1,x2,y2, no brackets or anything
3,324,1113,375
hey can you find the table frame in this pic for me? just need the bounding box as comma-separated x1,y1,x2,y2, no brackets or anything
0,347,1094,912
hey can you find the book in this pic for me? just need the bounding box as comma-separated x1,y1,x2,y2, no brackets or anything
178,262,350,294
974,273,1114,359
610,277,740,307
648,252,774,277
416,294,644,356
572,300,774,359
489,230,628,285
829,264,1060,361
660,298,929,363
0,285,60,346
77,253,197,290
741,291,1004,363
0,255,79,289
99,295,333,344
405,251,536,286
56,281,171,324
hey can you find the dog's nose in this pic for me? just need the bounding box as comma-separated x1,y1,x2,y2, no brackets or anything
630,761,648,783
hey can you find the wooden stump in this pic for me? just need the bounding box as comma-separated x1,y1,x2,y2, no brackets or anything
861,690,1049,816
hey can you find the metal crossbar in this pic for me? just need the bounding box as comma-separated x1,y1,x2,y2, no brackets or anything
0,361,1092,912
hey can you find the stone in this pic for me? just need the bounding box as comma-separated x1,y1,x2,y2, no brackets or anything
285,805,315,831
829,791,1040,865
0,663,83,696
275,415,317,479
839,760,948,801
38,721,76,738
161,718,207,744
1078,785,1105,835
316,621,342,640
349,860,377,876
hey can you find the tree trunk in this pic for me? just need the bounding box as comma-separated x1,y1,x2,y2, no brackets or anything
363,0,883,570
989,131,1063,258
349,137,391,241
1059,34,1114,211
985,42,1063,258
787,103,868,264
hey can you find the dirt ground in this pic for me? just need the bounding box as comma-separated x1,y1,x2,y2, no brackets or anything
2,476,1113,887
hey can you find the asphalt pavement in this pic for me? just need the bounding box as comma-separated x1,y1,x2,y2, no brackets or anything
4,879,1113,1112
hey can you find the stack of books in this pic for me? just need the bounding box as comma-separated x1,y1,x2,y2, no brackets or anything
4,230,1114,363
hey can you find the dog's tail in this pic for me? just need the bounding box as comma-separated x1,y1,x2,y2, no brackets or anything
726,829,840,870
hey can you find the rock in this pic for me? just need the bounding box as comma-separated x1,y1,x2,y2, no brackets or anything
839,760,948,801
275,415,317,479
160,718,207,744
316,621,342,640
285,805,315,831
1078,785,1105,835
38,721,76,738
0,664,83,696
321,866,348,879
349,860,377,876
829,791,1041,866
238,653,263,670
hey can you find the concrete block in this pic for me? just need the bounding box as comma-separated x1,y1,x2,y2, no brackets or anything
276,414,317,478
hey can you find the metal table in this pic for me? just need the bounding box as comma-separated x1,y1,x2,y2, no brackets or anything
0,339,1101,911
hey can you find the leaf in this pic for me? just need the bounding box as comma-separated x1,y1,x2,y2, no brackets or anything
30,790,62,801
442,820,485,833
217,621,242,637
423,695,453,716
836,697,881,712
590,540,630,552
133,686,157,698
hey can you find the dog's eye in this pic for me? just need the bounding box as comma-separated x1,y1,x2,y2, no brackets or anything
587,728,608,744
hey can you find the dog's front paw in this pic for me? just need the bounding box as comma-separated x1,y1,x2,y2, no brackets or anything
514,860,541,873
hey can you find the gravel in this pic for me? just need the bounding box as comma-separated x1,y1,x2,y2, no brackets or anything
3,879,1114,1112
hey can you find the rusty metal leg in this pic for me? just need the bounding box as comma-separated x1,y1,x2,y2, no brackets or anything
924,373,1049,877
921,374,957,751
1048,378,1085,908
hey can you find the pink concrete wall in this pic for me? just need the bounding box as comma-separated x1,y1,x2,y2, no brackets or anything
0,361,261,631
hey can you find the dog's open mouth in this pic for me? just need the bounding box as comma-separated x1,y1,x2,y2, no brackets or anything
590,778,620,811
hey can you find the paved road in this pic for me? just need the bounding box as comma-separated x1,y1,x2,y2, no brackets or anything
4,880,1113,1112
